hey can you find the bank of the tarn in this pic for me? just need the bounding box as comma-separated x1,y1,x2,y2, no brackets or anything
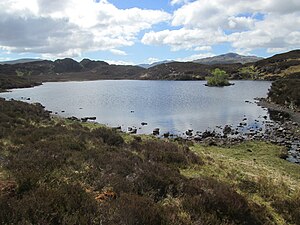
0,98,300,225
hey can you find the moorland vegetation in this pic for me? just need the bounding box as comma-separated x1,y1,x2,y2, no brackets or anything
0,98,299,224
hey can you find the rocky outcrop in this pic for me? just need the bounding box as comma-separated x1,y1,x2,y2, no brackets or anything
80,59,109,70
54,58,83,73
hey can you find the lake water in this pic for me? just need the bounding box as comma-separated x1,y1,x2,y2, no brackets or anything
0,80,272,136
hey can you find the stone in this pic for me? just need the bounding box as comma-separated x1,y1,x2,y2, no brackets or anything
186,130,193,136
129,128,137,134
67,116,80,122
223,125,232,135
153,128,160,135
163,132,170,138
193,136,202,141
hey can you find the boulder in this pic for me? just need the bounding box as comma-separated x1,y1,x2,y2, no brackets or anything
153,128,160,135
186,130,193,136
202,130,216,138
223,125,232,135
163,132,170,138
129,128,137,134
67,116,80,122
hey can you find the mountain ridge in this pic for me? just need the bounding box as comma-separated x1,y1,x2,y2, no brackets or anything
138,60,175,69
0,50,299,91
193,53,263,65
0,58,43,65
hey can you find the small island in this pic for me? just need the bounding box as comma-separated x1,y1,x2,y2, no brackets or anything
205,68,233,87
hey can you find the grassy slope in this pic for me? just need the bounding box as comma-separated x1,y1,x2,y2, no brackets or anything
182,142,300,224
1,99,300,224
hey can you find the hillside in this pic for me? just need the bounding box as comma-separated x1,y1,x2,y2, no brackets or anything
0,58,43,65
141,62,243,80
0,58,145,91
1,50,300,91
193,53,263,65
267,79,300,110
253,50,300,80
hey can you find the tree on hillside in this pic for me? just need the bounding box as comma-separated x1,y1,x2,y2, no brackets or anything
206,68,231,86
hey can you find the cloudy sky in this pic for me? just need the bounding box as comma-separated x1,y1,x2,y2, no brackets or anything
0,0,299,64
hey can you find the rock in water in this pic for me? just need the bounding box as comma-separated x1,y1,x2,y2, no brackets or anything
153,128,160,135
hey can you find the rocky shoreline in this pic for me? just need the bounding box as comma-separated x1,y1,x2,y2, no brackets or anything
63,97,300,164
176,98,299,164
132,98,299,164
7,92,300,164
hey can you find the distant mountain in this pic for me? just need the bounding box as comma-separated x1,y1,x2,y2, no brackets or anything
0,58,43,65
138,60,174,69
1,49,299,91
141,62,243,80
193,53,263,65
0,57,146,91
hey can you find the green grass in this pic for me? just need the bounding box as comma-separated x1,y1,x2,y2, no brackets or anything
181,141,300,224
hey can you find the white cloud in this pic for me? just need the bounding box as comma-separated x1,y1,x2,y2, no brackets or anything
194,46,212,51
0,0,171,58
176,52,215,62
147,57,160,64
110,49,127,56
170,0,192,6
229,12,300,53
105,60,135,65
142,28,227,51
143,0,300,54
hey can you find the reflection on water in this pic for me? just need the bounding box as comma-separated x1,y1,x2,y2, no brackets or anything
0,80,272,135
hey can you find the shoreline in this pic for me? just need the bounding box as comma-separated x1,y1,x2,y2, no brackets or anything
257,98,300,123
1,83,299,164
54,98,300,164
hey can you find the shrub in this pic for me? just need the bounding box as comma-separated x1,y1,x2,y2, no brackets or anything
0,184,100,225
92,127,124,146
268,79,300,109
132,140,202,166
101,193,164,225
206,68,231,86
182,178,264,224
133,162,185,200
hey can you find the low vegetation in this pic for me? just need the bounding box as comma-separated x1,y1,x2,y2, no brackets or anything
0,74,41,92
237,65,259,80
0,98,299,224
206,68,231,86
268,78,300,110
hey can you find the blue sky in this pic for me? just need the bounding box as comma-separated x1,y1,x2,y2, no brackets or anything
0,0,299,64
